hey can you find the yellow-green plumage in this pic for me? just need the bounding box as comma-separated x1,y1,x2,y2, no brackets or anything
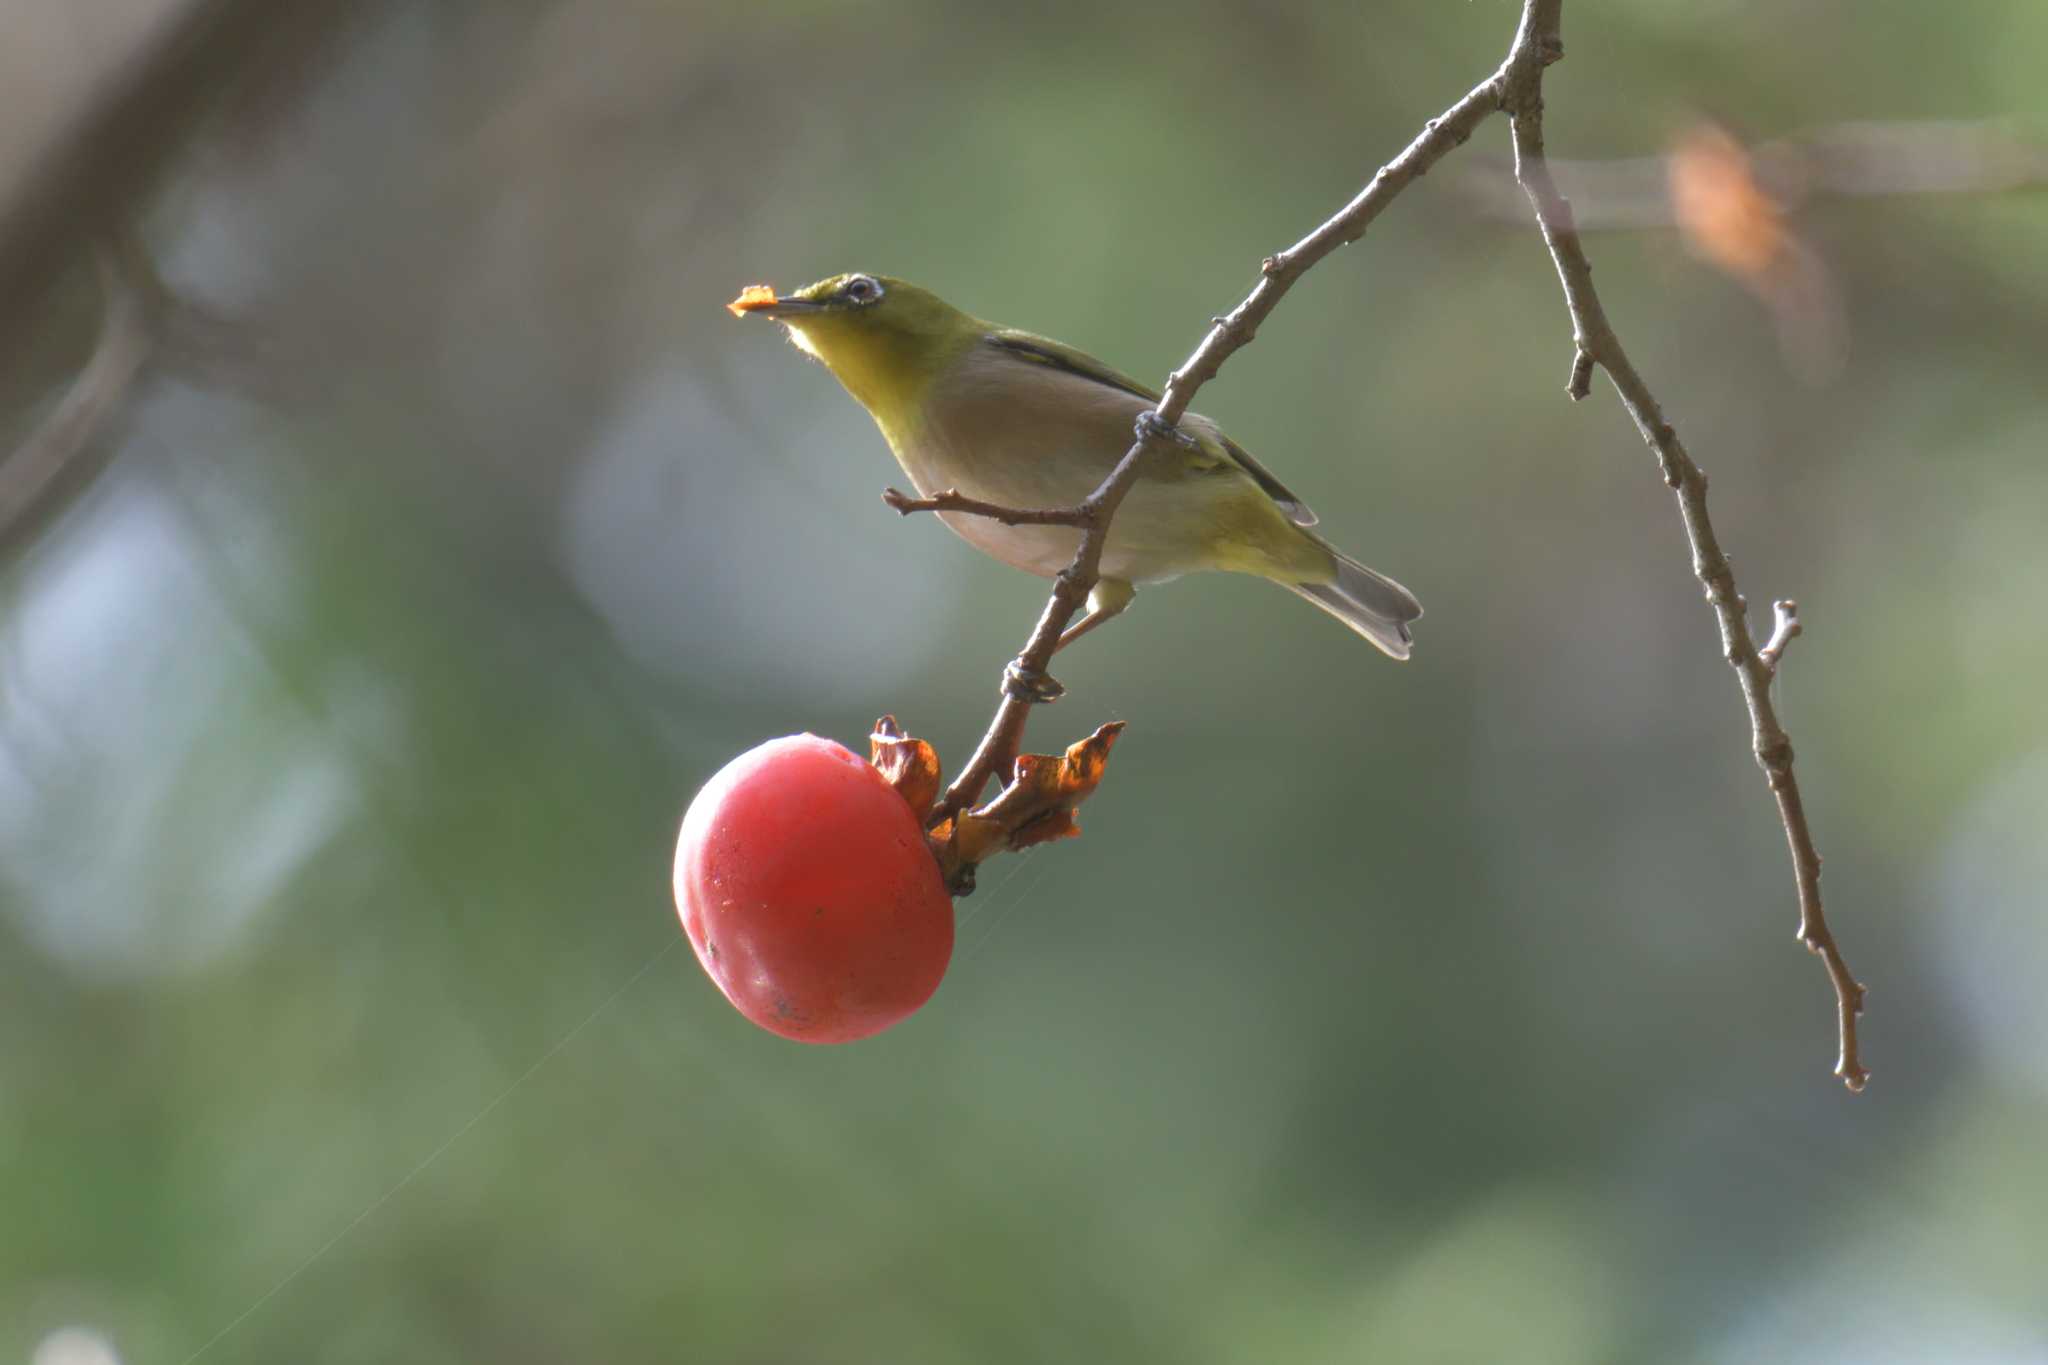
733,272,1421,659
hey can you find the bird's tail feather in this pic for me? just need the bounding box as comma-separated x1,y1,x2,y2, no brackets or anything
1285,543,1423,661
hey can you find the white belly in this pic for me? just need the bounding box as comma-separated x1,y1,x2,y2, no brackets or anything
936,507,1081,578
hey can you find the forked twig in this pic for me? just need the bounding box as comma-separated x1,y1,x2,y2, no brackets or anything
1503,0,1866,1089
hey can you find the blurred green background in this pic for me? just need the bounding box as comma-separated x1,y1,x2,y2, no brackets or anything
5,1,2046,1361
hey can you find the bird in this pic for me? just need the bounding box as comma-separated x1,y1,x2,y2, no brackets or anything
728,272,1421,678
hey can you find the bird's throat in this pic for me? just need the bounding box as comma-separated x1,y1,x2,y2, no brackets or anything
785,321,959,434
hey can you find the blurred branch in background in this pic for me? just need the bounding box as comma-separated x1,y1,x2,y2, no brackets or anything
0,0,356,329
0,0,362,545
1459,117,2048,230
1459,116,2048,383
1503,3,1868,1090
0,223,275,549
0,234,156,547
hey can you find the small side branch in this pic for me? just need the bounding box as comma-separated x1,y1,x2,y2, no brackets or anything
881,486,1094,529
1758,599,1802,672
1504,0,1867,1090
1567,348,1595,401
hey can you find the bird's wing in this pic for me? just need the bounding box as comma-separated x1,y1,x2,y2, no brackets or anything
984,329,1319,527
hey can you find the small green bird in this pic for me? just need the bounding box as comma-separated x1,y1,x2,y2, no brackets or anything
730,272,1421,660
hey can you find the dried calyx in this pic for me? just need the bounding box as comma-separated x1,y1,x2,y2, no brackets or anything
870,715,1124,897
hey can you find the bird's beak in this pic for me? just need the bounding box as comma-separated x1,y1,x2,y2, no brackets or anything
727,284,825,321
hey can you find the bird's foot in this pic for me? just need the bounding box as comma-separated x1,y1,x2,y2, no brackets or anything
1003,658,1066,704
1135,409,1198,449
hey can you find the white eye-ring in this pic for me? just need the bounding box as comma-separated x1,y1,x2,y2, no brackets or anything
843,274,883,305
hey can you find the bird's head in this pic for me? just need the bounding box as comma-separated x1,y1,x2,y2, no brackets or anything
728,273,977,417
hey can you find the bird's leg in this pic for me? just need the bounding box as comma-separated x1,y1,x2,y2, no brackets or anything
996,427,1168,706
1002,581,1136,704
1054,578,1136,653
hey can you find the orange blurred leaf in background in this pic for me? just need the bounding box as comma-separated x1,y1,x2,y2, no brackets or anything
1667,121,1845,384
1668,122,1788,281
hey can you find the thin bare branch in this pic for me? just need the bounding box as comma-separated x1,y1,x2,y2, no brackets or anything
1758,599,1803,672
881,486,1094,529
1503,0,1867,1090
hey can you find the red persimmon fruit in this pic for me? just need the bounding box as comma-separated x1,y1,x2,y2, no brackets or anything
674,734,953,1042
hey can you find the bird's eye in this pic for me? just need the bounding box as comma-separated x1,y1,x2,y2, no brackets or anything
842,275,882,305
